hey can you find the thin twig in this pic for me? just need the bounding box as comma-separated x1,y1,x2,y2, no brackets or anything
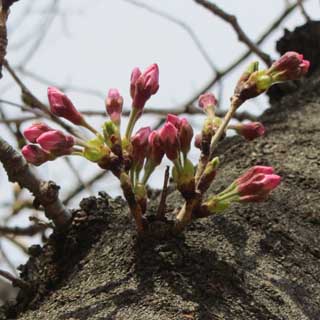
64,157,93,195
156,166,170,218
17,67,105,100
179,1,302,111
0,115,38,124
63,170,108,205
194,0,272,66
297,0,311,21
0,223,48,236
0,269,30,290
122,0,218,72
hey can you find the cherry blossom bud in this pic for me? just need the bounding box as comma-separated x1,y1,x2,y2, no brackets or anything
234,122,265,141
22,144,51,166
131,127,152,169
198,93,217,117
48,87,84,125
23,123,53,143
166,114,182,129
236,166,275,185
130,68,142,99
237,173,281,200
106,88,123,125
37,130,75,152
147,130,164,166
179,118,193,154
268,51,310,82
131,64,159,110
159,122,179,161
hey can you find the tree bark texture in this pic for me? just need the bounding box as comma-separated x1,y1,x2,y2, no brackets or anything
2,22,320,320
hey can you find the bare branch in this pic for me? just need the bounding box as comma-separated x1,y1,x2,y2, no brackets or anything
63,170,108,205
122,0,218,71
17,67,105,100
179,1,302,110
194,0,272,66
297,0,311,21
0,115,38,124
0,223,48,236
0,136,72,228
0,269,30,291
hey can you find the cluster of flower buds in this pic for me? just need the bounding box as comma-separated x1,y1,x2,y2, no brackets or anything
22,123,76,166
20,52,309,232
204,166,281,213
234,52,310,103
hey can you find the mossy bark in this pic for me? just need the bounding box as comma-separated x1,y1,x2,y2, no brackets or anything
3,22,320,320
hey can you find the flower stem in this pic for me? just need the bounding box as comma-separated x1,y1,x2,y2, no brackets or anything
208,97,240,158
125,108,139,139
82,119,99,135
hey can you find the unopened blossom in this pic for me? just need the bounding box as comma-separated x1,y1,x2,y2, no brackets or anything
237,172,281,201
48,87,84,125
198,93,217,117
159,122,180,161
106,88,123,125
236,166,275,185
179,118,193,154
22,144,51,166
131,127,152,168
267,51,310,82
234,122,265,141
166,114,193,155
130,64,159,110
147,130,164,166
37,130,75,152
24,123,54,143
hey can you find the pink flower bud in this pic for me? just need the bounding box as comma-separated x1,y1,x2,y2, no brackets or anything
48,87,83,125
159,122,179,161
130,68,142,99
37,130,75,152
234,122,265,141
22,144,51,166
23,122,54,143
237,173,281,199
106,88,123,125
166,114,182,129
166,114,193,154
268,51,310,81
179,118,193,154
147,130,164,165
198,93,217,116
131,127,152,168
131,64,159,110
236,166,275,185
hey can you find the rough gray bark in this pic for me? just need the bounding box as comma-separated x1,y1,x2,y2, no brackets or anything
3,22,320,320
0,137,71,228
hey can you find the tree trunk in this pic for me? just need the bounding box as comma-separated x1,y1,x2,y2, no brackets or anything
3,22,320,320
